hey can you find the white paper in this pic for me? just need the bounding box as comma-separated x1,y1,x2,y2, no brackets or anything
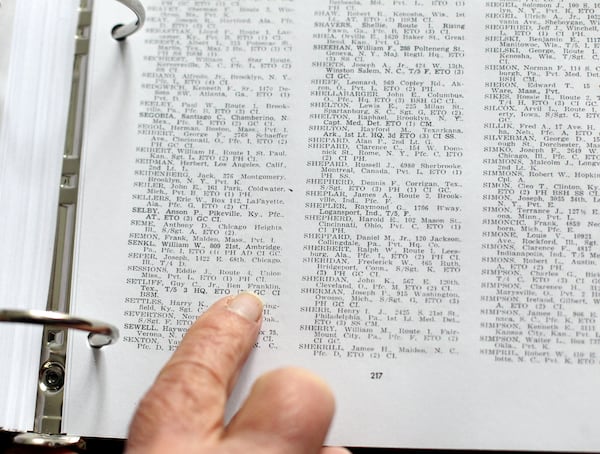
0,0,78,431
0,0,16,125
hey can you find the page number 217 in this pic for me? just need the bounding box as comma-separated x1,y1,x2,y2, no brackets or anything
370,372,383,379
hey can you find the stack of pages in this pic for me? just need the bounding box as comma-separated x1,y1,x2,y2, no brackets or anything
0,0,78,431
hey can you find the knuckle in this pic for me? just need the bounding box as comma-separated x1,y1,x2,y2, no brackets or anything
178,314,249,376
159,359,227,397
134,362,226,433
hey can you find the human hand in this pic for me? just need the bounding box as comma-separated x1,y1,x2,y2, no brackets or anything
126,292,351,454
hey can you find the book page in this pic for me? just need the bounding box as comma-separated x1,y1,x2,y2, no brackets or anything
65,0,600,450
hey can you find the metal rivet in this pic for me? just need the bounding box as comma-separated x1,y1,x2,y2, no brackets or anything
40,362,65,392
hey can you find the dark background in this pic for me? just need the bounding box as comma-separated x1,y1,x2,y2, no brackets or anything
0,431,569,454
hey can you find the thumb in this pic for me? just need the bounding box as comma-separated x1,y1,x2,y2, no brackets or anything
224,367,338,454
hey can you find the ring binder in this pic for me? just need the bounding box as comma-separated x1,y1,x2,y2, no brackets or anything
0,310,119,348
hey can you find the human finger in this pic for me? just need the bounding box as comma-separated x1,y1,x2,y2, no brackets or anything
127,292,263,449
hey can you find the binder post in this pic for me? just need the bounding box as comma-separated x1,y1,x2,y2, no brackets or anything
34,0,94,434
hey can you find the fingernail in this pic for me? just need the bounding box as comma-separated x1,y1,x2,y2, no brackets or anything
227,291,263,322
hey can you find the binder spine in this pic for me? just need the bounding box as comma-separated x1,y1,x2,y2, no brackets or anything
34,0,92,434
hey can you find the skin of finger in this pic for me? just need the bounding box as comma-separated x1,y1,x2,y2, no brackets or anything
223,367,338,454
127,296,262,452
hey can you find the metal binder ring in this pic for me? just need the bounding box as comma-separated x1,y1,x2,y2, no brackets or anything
0,309,119,348
12,433,84,449
111,0,146,40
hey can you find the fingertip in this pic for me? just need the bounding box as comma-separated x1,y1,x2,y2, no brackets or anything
225,291,264,322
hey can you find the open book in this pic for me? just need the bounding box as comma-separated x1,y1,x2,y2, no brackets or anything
3,0,600,450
